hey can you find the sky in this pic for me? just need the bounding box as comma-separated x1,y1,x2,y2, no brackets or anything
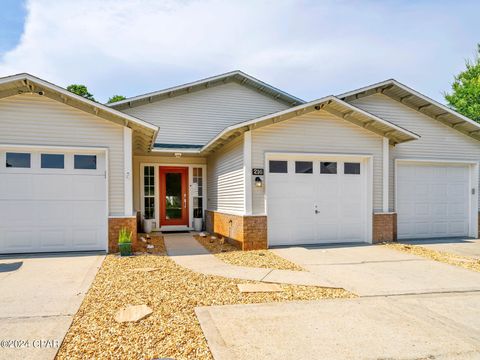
0,0,478,104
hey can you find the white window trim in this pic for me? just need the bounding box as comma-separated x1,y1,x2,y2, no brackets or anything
264,152,374,245
140,163,207,231
395,158,479,239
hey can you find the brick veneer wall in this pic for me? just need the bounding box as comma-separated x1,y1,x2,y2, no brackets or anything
108,217,138,253
372,212,397,243
205,210,267,250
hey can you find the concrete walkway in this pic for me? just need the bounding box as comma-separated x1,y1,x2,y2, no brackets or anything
0,252,104,360
164,233,338,287
273,244,480,296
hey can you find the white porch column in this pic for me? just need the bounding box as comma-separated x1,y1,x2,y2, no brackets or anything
382,137,389,212
123,127,133,216
244,130,252,215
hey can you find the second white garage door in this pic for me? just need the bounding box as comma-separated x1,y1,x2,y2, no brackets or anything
0,148,107,254
267,156,369,246
396,162,471,239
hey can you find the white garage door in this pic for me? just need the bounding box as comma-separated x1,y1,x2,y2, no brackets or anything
267,156,368,246
0,148,107,254
397,162,470,239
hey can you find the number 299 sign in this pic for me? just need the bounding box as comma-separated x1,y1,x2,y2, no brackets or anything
252,168,264,175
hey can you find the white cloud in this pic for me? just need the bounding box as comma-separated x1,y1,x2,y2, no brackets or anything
1,0,479,102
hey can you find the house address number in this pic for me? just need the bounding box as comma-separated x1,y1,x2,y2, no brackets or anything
252,168,264,175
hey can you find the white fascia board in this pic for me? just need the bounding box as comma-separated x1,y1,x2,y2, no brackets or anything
0,73,159,134
107,70,304,108
338,79,480,131
201,96,419,153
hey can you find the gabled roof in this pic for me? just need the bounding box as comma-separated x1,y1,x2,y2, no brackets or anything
337,79,480,142
107,70,305,110
0,73,159,153
153,95,420,155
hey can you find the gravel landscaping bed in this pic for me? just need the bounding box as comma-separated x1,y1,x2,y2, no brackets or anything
195,234,305,271
57,238,352,359
386,243,480,272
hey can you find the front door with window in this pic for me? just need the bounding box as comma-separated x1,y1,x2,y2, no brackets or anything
159,166,189,226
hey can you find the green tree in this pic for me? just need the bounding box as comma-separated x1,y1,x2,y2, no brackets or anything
445,44,480,122
107,95,126,104
66,84,95,101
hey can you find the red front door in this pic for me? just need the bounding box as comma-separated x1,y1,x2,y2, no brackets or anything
159,166,189,226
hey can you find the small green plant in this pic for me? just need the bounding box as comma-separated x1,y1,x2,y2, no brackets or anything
118,227,132,244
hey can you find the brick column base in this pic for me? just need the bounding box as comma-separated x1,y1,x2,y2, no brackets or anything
108,217,138,253
372,212,397,243
205,210,267,250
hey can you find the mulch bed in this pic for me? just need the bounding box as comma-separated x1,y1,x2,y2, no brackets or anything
56,237,353,359
195,234,305,271
385,243,480,272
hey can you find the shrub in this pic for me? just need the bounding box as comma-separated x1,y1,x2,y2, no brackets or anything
118,227,132,244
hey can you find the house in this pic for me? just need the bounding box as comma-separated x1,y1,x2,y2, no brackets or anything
0,71,479,254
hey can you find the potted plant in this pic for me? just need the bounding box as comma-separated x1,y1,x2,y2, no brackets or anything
118,227,132,256
193,208,203,232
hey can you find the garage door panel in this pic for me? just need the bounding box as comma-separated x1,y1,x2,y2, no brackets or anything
33,175,71,200
3,230,36,251
40,229,68,247
0,174,34,199
397,163,470,240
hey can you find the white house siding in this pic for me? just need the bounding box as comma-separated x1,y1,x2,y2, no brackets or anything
251,110,384,214
0,94,125,215
349,93,480,209
207,135,245,213
132,154,207,212
122,82,289,146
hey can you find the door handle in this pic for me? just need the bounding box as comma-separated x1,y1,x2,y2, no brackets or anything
184,194,187,209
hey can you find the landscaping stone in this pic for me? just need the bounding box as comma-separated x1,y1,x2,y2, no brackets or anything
238,283,283,293
114,304,152,323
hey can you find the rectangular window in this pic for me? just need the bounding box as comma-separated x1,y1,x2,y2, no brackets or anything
295,161,313,174
193,167,204,219
41,154,64,169
74,155,97,170
344,162,361,174
269,160,288,173
143,166,155,219
320,162,337,174
6,152,30,168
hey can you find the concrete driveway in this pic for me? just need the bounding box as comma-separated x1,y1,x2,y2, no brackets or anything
272,244,480,296
0,253,104,360
197,291,480,360
196,243,480,359
401,237,480,259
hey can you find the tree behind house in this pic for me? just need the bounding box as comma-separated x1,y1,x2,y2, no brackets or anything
66,84,95,101
107,95,126,104
445,44,480,122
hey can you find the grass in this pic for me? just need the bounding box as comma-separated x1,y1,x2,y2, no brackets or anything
195,234,305,271
385,242,480,272
57,237,353,359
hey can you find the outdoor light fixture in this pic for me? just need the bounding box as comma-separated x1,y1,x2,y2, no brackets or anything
174,152,182,158
255,176,263,187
